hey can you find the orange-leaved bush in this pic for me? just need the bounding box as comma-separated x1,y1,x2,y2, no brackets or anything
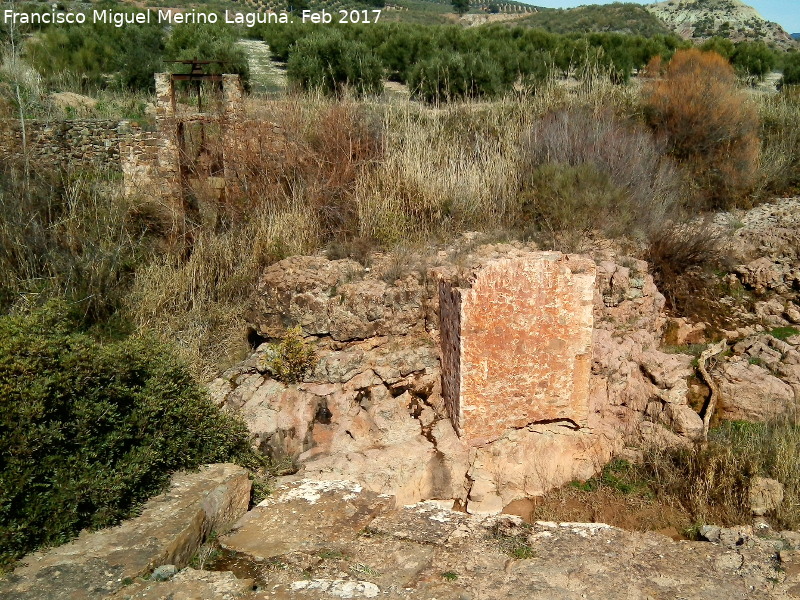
643,48,760,209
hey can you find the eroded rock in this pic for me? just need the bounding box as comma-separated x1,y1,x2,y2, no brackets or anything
216,245,705,515
714,360,796,422
214,482,790,599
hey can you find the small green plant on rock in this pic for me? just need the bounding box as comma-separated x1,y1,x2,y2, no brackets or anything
490,523,536,559
350,562,380,577
768,327,799,342
189,532,221,570
441,571,459,581
261,326,317,384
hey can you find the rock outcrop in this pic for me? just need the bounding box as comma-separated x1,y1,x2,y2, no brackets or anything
211,242,704,514
218,480,800,598
647,0,797,50
9,477,800,599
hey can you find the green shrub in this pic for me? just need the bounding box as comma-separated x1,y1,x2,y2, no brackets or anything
408,51,505,103
164,22,250,90
731,41,778,82
261,326,317,384
287,31,383,97
0,301,258,568
28,17,165,92
518,107,683,245
780,53,800,89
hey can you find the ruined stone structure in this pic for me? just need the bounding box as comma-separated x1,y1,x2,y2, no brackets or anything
0,118,132,170
0,72,247,211
439,252,596,447
151,71,245,208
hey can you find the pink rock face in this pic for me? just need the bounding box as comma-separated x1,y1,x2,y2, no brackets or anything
440,252,596,447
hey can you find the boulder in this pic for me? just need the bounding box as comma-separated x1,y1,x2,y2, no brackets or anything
736,257,783,294
713,360,796,422
220,479,394,560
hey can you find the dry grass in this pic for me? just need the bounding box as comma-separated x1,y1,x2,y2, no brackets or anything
0,166,157,323
757,89,800,197
640,418,800,530
534,419,800,534
127,206,319,379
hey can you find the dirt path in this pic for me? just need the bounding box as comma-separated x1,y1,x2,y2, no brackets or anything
237,39,287,94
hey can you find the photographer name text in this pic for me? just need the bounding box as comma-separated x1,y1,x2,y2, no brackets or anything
3,8,382,28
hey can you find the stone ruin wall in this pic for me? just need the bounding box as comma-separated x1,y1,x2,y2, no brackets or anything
0,117,159,194
0,118,125,169
0,73,271,202
439,252,597,447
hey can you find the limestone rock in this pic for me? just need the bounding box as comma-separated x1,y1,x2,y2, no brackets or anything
664,317,708,346
713,360,796,422
466,423,614,513
108,568,254,600
220,480,394,559
749,477,785,516
245,256,431,342
217,248,704,518
736,257,783,294
1,464,251,600
786,303,800,325
224,485,786,599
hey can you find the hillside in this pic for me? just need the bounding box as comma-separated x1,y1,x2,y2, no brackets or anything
647,0,797,49
516,2,674,37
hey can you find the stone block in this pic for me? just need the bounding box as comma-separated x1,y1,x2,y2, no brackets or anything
439,252,596,447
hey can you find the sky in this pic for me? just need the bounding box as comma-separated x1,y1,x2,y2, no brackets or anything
526,1,800,33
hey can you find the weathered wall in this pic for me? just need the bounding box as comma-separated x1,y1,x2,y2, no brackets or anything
439,252,596,447
118,121,160,196
0,118,123,169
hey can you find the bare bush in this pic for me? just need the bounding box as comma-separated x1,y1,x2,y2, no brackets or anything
518,106,684,246
220,99,382,240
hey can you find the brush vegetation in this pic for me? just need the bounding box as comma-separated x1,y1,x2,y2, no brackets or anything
0,301,260,569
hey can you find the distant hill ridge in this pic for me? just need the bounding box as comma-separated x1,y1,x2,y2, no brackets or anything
516,3,675,37
646,0,797,49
